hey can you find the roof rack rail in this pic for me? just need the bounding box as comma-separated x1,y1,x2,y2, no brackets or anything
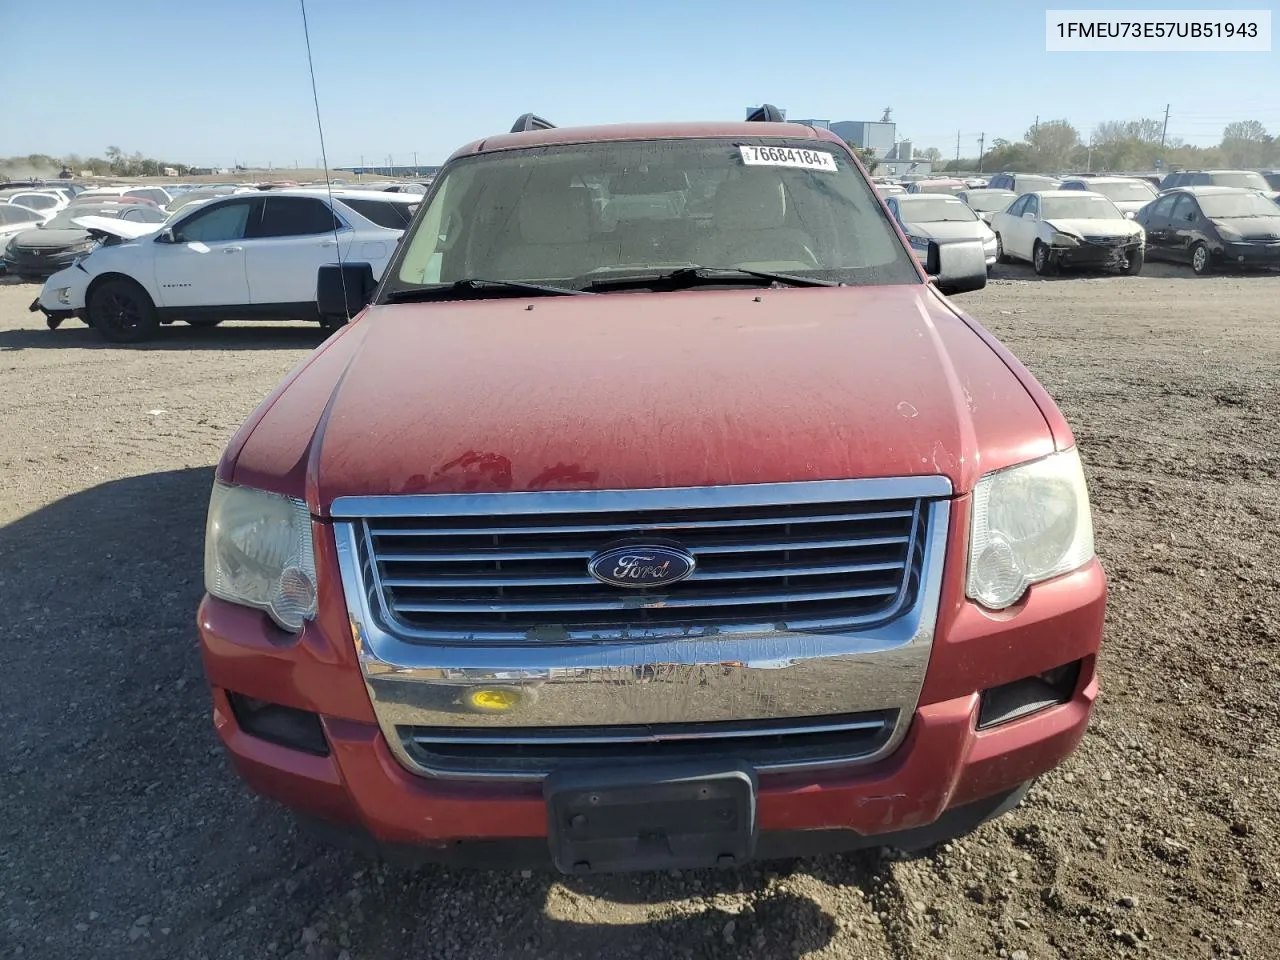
746,104,786,123
510,113,556,133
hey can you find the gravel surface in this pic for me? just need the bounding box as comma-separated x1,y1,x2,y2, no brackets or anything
2,263,1278,960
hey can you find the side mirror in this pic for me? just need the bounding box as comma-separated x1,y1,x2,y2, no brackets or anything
926,238,987,295
1022,211,1036,220
317,262,376,324
155,228,176,244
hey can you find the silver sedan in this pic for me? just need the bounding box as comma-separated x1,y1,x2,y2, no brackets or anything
885,193,999,267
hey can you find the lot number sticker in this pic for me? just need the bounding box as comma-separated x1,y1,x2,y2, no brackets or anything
739,145,837,172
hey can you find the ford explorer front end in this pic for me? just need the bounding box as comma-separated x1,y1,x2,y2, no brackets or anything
197,113,1105,874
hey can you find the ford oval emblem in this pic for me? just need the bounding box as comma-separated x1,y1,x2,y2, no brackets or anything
587,544,696,589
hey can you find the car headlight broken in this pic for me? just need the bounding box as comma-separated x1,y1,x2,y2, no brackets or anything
967,448,1096,610
204,481,318,631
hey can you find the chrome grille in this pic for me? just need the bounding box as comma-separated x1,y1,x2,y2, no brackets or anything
347,481,937,642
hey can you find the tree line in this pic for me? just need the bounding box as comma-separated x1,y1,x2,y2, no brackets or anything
1,148,192,179
923,118,1277,175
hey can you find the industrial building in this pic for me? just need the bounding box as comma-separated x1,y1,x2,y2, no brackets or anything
746,107,933,176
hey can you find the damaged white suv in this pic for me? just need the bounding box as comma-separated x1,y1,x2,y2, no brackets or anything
32,189,417,342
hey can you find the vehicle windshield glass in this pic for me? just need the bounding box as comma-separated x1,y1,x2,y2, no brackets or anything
341,197,415,229
0,205,43,224
962,191,1015,211
1041,195,1124,219
1198,193,1280,218
914,182,963,195
44,206,128,228
1020,177,1060,191
389,138,918,292
1208,172,1269,190
898,198,977,222
1091,181,1157,202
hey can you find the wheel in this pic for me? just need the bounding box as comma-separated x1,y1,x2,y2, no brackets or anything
1120,247,1144,276
1190,242,1211,276
87,278,159,343
184,318,223,328
994,234,1012,264
1032,241,1056,276
46,316,63,330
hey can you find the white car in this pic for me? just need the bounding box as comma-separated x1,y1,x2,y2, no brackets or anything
0,205,49,253
885,193,999,268
34,189,418,341
1058,176,1158,217
1,189,68,221
989,190,1145,276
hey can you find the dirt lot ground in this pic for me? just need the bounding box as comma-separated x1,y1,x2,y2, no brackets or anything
1,263,1278,960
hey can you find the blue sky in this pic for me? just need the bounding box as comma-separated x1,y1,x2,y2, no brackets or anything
2,0,1276,168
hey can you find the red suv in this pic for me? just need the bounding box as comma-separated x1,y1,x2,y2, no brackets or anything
198,108,1105,874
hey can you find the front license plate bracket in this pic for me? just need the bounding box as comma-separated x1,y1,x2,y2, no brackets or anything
544,762,758,874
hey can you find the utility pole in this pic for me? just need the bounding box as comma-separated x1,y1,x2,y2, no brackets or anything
977,132,985,173
955,129,961,170
413,151,419,175
1160,103,1170,149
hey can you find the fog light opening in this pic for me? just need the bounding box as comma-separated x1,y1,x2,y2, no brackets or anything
227,692,330,756
977,660,1083,730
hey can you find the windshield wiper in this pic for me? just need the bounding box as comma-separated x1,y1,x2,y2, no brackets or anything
385,278,594,302
580,266,841,293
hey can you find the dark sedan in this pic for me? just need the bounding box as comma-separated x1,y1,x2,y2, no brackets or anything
1136,186,1280,275
1,203,168,280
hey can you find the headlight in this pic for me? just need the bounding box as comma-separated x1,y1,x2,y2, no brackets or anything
204,481,318,631
68,238,97,253
1049,232,1080,247
966,448,1095,610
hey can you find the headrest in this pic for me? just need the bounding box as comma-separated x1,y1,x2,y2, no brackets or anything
518,187,589,245
714,177,787,229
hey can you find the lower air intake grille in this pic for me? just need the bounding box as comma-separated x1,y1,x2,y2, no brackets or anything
398,711,899,778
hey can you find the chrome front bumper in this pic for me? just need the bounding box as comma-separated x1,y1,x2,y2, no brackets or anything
332,479,952,780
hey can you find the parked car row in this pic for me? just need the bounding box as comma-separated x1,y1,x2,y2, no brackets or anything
875,165,1280,278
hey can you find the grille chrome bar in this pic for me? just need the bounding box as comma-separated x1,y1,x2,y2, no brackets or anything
369,508,916,537
372,534,912,564
379,560,907,589
390,584,902,614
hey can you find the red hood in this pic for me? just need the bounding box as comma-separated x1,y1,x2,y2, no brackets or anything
226,285,1060,512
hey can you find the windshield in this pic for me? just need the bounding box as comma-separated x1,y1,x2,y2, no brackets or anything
0,205,43,224
1041,195,1124,220
910,182,964,196
898,198,977,222
341,197,416,229
1090,181,1157,202
1208,172,1269,191
1019,177,1060,191
962,191,1015,211
13,194,58,210
389,138,918,293
1199,193,1280,218
44,206,129,228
